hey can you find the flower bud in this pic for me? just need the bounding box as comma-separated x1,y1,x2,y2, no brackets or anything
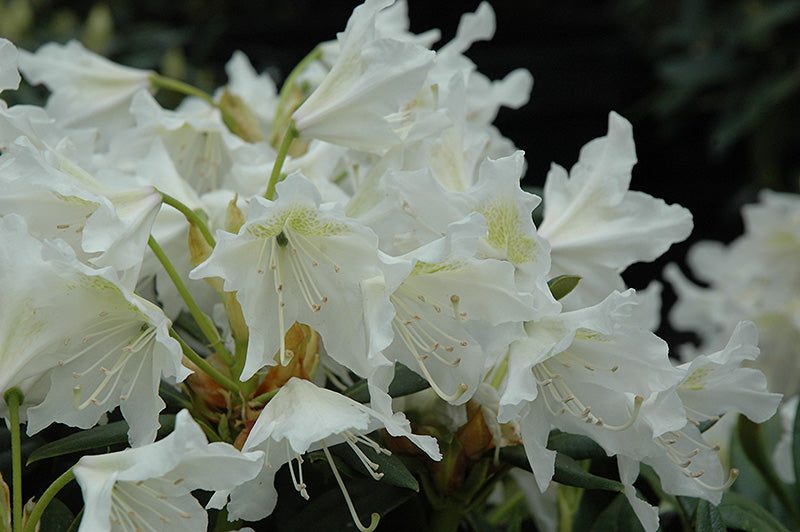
254,323,319,396
188,222,223,292
218,88,265,143
224,194,246,234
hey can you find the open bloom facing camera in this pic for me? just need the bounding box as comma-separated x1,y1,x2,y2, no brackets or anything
0,3,790,532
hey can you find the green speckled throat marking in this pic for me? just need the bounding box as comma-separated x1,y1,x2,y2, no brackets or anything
681,364,713,390
479,197,539,264
411,260,466,276
245,204,349,239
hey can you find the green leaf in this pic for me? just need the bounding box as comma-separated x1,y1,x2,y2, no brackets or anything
547,275,581,301
343,362,430,403
588,493,645,532
27,415,176,464
736,416,800,522
547,430,607,460
39,498,74,532
718,491,792,532
498,445,622,492
331,441,419,492
696,499,726,532
553,453,623,492
276,477,415,532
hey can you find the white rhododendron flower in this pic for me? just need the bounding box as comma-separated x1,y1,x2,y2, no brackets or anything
0,214,188,445
74,410,263,532
539,112,693,308
211,377,440,523
191,172,391,380
667,190,800,396
292,0,436,151
18,40,154,141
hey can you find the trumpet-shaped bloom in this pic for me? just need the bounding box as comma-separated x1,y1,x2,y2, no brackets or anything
381,214,534,404
0,137,162,288
0,215,188,446
190,172,391,380
18,40,153,141
501,290,686,491
210,377,439,522
538,112,693,308
74,410,263,532
292,0,435,151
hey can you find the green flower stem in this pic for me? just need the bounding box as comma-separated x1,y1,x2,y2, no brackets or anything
264,122,298,200
149,72,216,108
147,236,234,366
158,191,216,247
3,388,23,532
22,468,75,532
170,329,241,395
249,388,280,407
270,46,322,140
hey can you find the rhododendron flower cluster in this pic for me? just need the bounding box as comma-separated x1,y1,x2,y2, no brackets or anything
0,2,785,532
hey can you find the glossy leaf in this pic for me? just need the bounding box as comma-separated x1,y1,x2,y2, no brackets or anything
27,415,176,464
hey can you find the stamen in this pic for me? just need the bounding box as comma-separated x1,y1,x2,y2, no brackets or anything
694,468,739,491
346,438,384,480
286,443,309,500
322,443,380,532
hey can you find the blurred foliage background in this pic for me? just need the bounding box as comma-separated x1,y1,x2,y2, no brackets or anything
2,0,799,340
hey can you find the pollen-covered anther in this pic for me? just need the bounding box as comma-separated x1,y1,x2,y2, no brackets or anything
445,345,455,352
684,469,705,479
334,265,340,273
459,341,468,346
56,223,70,229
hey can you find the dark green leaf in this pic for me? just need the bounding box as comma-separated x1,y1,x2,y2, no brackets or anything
159,380,192,410
331,441,419,491
547,275,582,301
736,416,799,520
39,498,74,532
718,491,792,532
499,445,622,492
588,493,645,532
27,415,176,464
343,362,429,403
547,430,607,460
276,476,415,532
553,453,623,492
696,499,726,532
